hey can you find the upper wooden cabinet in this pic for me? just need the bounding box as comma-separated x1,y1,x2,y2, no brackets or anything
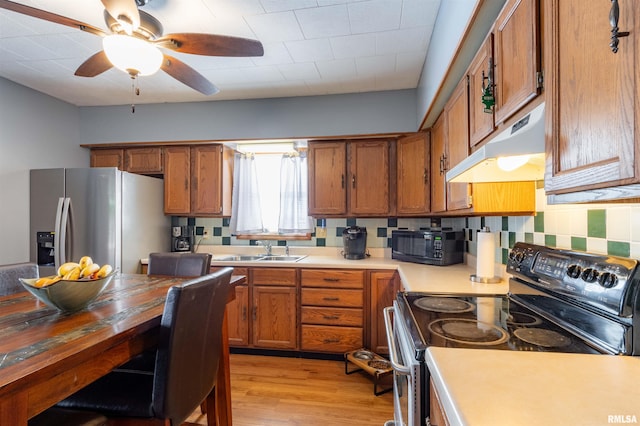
124,148,163,174
493,0,541,125
430,113,447,213
308,141,347,215
544,0,640,200
308,139,391,217
396,133,430,215
467,34,496,148
444,76,473,212
91,147,163,175
163,144,233,216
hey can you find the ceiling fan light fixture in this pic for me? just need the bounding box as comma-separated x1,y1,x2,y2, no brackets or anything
103,34,163,76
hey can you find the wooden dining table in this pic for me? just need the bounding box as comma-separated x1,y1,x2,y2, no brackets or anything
0,273,243,426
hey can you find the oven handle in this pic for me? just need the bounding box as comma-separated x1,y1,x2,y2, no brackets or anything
383,306,411,375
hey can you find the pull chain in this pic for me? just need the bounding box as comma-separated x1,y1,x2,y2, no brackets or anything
130,74,140,113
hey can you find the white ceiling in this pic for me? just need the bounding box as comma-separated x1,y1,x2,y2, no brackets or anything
0,0,442,107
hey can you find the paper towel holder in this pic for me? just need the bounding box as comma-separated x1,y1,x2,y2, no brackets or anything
470,227,502,284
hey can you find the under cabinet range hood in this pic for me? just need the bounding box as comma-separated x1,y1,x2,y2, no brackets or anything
446,102,545,183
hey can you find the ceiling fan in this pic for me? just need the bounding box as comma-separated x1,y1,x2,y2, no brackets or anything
0,0,264,96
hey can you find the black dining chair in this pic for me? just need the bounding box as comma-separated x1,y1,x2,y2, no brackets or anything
51,267,234,425
147,252,212,277
0,262,39,296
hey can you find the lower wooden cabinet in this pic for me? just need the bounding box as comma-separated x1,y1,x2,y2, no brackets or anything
226,266,400,355
228,267,298,350
300,269,364,353
369,270,400,355
430,378,450,426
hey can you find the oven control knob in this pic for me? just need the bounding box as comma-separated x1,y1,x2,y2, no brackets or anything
581,268,599,283
567,264,582,279
598,272,618,288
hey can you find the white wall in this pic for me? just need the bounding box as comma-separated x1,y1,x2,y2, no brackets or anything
416,0,506,128
78,90,418,144
0,78,88,264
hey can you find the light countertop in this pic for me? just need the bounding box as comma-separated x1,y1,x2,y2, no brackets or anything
142,247,509,295
426,347,640,426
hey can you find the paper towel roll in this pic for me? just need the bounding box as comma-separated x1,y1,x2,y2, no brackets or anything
476,230,495,279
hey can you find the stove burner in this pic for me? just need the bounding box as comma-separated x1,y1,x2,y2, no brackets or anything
414,297,475,313
513,328,571,348
506,312,542,326
428,319,509,346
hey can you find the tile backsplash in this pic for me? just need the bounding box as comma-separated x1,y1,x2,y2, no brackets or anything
177,189,640,263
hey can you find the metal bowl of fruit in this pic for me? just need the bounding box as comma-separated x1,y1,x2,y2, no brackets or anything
20,257,115,313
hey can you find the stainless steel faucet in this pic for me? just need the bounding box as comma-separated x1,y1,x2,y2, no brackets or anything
258,240,272,256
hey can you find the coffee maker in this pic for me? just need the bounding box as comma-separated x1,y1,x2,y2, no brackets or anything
171,226,194,252
342,226,367,260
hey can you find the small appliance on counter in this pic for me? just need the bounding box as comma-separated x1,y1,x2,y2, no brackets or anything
171,225,194,252
342,226,367,260
391,228,464,266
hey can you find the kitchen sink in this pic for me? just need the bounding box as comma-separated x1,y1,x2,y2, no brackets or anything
215,255,266,261
213,254,306,262
258,255,306,262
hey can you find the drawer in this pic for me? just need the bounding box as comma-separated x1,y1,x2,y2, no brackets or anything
301,306,363,326
301,269,364,289
251,268,297,286
301,324,363,353
301,288,363,308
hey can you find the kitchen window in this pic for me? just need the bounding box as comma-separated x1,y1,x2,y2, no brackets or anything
229,141,314,239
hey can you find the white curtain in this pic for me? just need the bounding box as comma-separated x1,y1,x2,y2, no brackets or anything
230,153,264,234
278,153,314,233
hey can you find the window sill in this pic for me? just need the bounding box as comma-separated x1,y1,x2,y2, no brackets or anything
234,233,312,241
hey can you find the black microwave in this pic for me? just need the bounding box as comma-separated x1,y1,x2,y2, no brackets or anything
391,229,464,266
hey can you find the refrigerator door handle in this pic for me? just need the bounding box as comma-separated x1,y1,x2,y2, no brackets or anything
58,197,71,267
53,197,65,270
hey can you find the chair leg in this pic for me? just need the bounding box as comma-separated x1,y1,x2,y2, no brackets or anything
205,387,217,426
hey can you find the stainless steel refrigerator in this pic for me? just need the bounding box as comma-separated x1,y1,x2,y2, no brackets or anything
30,168,170,276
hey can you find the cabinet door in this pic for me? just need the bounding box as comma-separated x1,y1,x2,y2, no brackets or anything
124,147,163,174
545,0,639,194
430,113,447,213
91,149,123,169
308,142,347,215
493,0,541,125
396,133,430,215
468,34,495,148
444,77,472,211
163,146,191,215
191,145,223,215
348,140,390,215
369,271,399,355
227,285,249,347
252,286,298,349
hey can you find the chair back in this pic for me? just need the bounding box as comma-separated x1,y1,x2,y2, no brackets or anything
147,252,212,277
0,262,39,296
152,267,233,424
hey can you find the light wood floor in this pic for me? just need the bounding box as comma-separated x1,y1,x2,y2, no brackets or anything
185,353,394,426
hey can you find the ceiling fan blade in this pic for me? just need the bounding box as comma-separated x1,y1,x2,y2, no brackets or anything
101,0,140,33
75,51,113,77
155,33,264,57
161,54,219,96
0,0,106,37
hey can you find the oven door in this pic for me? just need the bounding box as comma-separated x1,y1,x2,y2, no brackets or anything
384,303,425,426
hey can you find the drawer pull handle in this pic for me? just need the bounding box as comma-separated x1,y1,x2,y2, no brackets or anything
323,315,339,320
323,278,340,282
323,339,340,344
323,297,340,301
